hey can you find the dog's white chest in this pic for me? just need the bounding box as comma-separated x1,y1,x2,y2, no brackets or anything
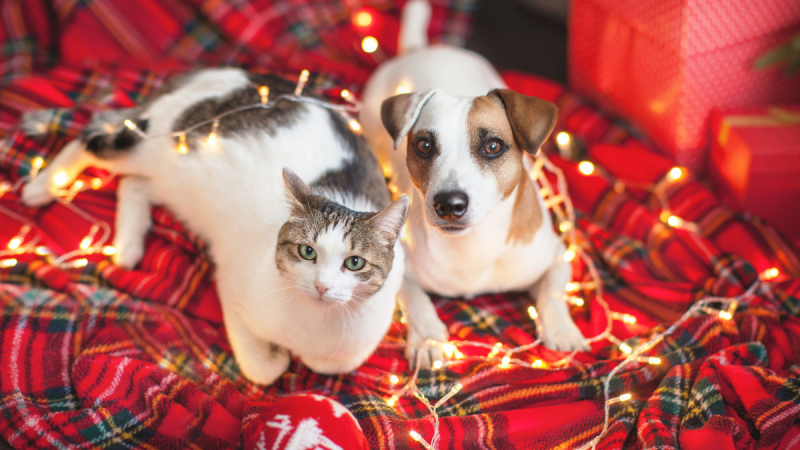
404,189,560,297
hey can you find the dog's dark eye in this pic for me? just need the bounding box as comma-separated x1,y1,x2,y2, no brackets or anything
483,139,504,156
416,138,432,155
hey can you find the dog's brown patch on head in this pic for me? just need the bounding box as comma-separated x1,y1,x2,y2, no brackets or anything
467,94,545,245
467,95,525,199
405,130,439,195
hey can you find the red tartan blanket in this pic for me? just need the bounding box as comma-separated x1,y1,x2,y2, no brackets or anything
2,1,800,449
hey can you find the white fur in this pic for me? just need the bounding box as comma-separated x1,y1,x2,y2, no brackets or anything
360,2,585,360
22,68,405,384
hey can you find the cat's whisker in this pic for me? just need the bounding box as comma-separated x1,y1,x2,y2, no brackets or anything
256,289,300,328
270,293,301,342
252,285,295,301
328,304,347,360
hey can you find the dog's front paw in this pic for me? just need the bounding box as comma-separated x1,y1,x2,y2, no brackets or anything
237,344,290,385
112,236,145,270
541,312,587,352
21,176,55,208
405,316,449,370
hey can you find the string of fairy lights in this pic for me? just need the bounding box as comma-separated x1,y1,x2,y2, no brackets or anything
387,144,779,450
0,6,787,449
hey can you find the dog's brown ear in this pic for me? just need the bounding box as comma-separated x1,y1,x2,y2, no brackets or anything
381,89,438,149
491,89,558,155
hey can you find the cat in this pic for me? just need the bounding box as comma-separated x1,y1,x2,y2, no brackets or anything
21,68,410,385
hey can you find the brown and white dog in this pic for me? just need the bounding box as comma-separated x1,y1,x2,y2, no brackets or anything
360,0,586,367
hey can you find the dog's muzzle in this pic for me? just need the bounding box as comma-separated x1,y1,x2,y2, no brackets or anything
433,191,469,222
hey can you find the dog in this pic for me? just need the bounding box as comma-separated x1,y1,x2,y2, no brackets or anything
360,0,586,367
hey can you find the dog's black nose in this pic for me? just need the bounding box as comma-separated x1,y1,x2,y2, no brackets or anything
433,191,469,221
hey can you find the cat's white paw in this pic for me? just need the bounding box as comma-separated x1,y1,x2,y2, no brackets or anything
112,238,145,270
237,345,290,385
405,316,449,370
21,177,55,208
541,309,587,352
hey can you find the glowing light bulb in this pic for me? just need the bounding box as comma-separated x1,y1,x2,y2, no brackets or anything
387,395,398,406
72,180,84,191
53,172,68,187
563,246,577,262
102,246,117,256
718,310,732,320
565,282,579,292
568,296,584,307
558,221,572,233
532,359,543,368
410,430,422,441
31,157,43,169
294,70,310,96
556,132,570,150
124,119,136,130
441,343,456,358
177,133,188,154
647,357,661,365
666,215,683,228
35,246,50,255
606,393,632,405
8,237,21,250
79,237,92,250
761,267,779,280
1,258,17,268
619,343,633,354
611,312,637,324
91,178,103,190
395,83,412,95
74,258,88,268
349,119,362,133
362,36,379,53
340,89,351,100
259,85,269,104
578,161,595,175
667,167,683,182
454,350,465,359
487,342,503,358
432,360,442,369
389,374,399,384
207,121,219,146
500,354,510,368
527,306,538,320
353,10,373,27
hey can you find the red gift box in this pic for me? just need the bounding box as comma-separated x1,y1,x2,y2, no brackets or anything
569,0,800,173
708,106,800,240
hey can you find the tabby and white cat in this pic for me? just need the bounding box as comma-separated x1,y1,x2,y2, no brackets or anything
21,68,409,385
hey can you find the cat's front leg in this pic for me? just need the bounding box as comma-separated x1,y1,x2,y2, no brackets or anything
400,275,449,369
222,303,290,385
533,242,587,352
22,140,96,207
113,176,152,269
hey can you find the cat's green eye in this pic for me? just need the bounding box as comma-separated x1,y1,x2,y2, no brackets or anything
298,245,316,260
344,256,365,271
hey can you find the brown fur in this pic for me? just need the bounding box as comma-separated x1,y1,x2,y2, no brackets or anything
404,130,438,195
467,92,551,245
506,169,542,244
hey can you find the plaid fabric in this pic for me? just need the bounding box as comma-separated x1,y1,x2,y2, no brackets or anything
1,4,800,449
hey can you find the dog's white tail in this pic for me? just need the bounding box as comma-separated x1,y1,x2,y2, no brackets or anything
398,0,431,54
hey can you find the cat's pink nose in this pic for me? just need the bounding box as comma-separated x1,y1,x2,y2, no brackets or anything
315,283,330,296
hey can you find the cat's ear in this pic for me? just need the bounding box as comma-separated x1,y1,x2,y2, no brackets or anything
368,195,410,244
282,167,312,207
